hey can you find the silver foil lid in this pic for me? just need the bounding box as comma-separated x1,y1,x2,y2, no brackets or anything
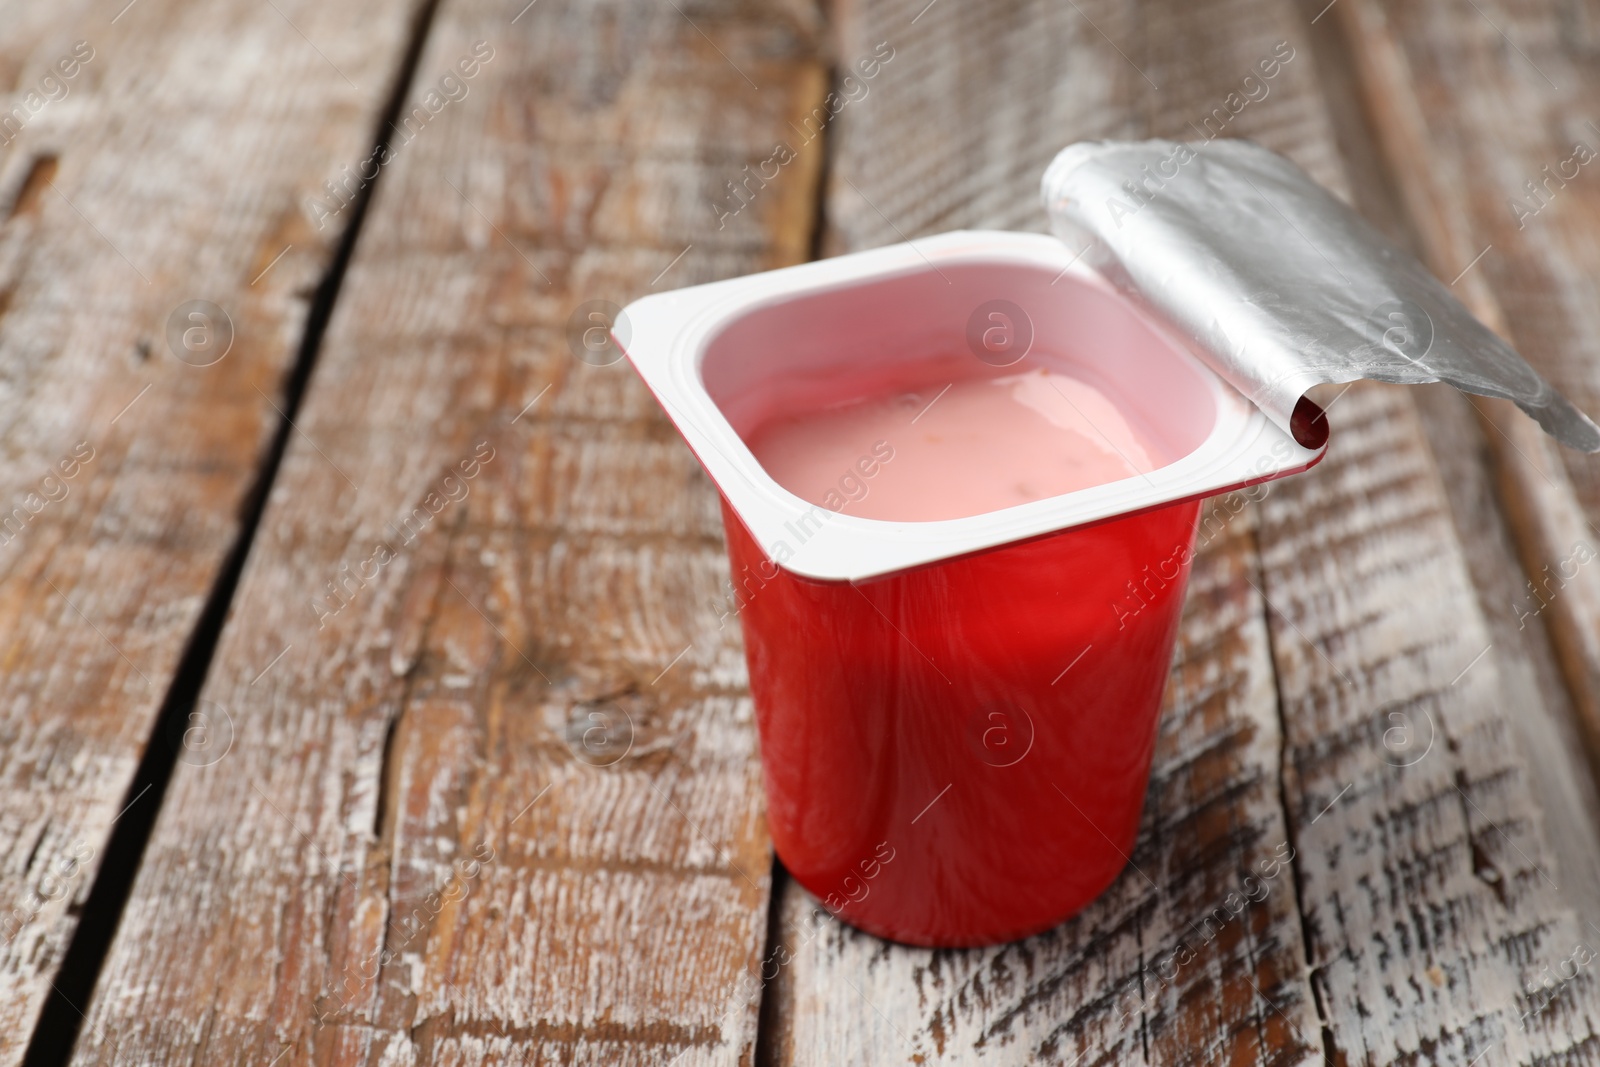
1041,139,1600,452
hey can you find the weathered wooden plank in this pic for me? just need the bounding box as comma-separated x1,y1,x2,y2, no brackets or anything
1249,4,1600,1062
1323,0,1600,903
1260,378,1600,1066
1294,0,1600,919
1408,377,1600,916
772,0,1600,1064
66,0,827,1062
0,0,426,1057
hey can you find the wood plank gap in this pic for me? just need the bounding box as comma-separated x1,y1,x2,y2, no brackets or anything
753,857,793,1067
1254,524,1338,1067
801,57,840,264
5,156,59,223
15,2,449,1063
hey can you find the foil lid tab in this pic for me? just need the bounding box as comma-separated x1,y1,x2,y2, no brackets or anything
1041,139,1600,452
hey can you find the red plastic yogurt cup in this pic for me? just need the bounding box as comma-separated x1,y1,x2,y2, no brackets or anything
621,231,1324,946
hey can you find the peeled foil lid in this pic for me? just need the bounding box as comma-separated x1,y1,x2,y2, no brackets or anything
1041,139,1600,453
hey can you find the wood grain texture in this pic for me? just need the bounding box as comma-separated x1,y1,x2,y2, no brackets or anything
1259,379,1600,1066
66,0,827,1062
1294,0,1600,921
0,0,425,1056
772,0,1600,1063
1244,4,1600,1061
1407,378,1600,920
1327,0,1600,869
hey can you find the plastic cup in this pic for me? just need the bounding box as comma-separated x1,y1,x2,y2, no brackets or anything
622,231,1322,946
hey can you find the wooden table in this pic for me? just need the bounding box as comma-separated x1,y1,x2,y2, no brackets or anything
4,0,1600,1062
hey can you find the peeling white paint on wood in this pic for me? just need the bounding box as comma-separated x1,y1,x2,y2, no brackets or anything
63,0,826,1062
0,0,426,1057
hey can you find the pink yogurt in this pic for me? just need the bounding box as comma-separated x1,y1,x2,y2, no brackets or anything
746,367,1162,522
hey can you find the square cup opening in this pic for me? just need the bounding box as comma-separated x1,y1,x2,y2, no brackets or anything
698,259,1220,524
620,231,1322,582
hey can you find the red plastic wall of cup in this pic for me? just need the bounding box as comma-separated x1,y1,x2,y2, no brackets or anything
720,496,1202,947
